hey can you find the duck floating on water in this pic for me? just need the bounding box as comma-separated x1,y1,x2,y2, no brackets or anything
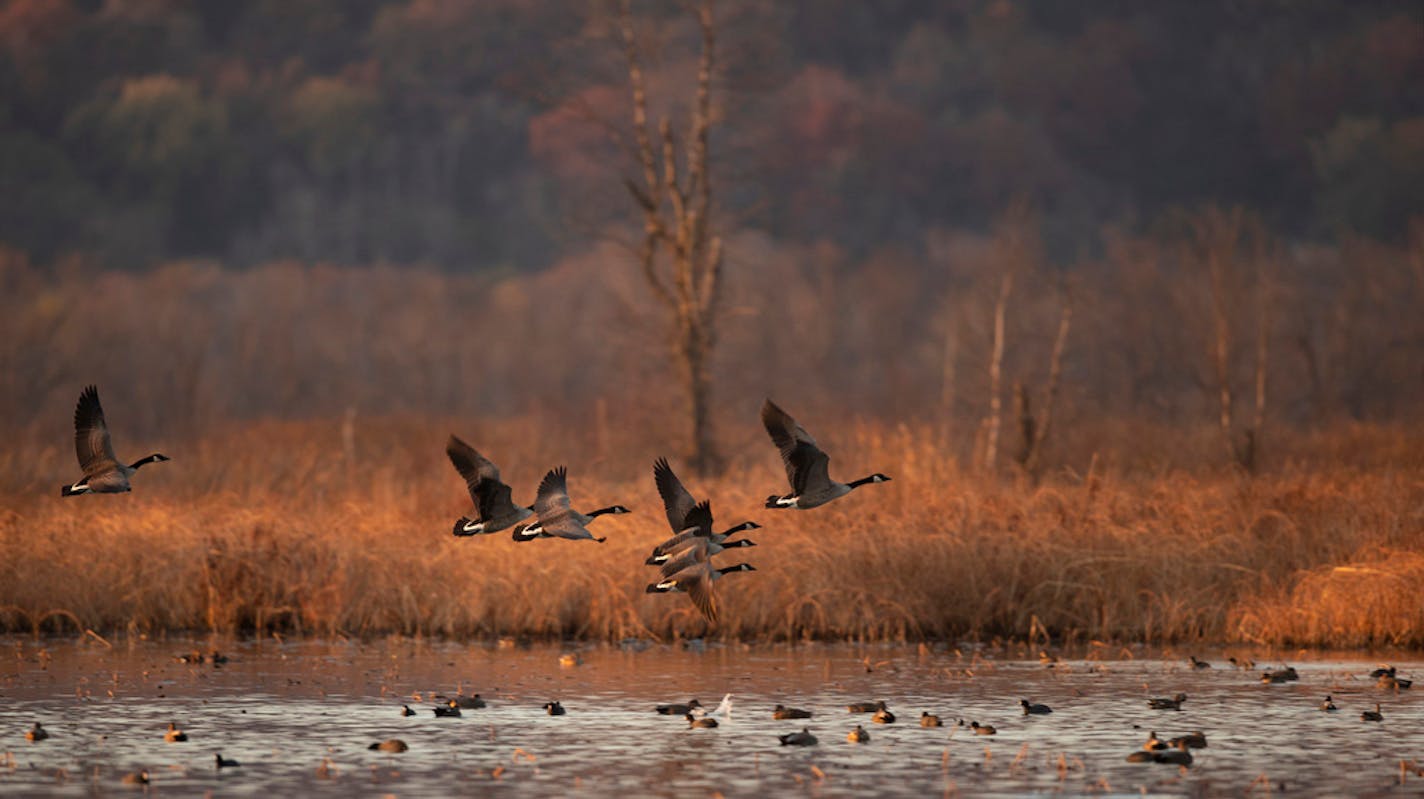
778,727,818,746
1147,693,1186,710
773,704,812,720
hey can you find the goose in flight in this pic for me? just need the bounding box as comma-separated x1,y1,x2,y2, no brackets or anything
646,458,759,564
655,530,755,580
760,399,888,509
512,467,627,542
61,385,169,496
445,436,532,536
645,551,755,622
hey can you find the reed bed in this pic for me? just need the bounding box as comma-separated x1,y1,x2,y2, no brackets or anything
1,417,1421,647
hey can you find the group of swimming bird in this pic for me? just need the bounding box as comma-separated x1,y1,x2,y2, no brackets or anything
59,386,889,621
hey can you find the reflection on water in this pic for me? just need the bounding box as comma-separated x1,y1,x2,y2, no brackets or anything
1,639,1420,797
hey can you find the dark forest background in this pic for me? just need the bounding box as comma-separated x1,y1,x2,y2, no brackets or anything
1,0,1421,474
3,0,1419,266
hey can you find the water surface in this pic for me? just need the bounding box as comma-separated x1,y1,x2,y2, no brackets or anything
1,638,1420,797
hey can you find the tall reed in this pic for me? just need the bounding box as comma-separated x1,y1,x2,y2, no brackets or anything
3,417,1419,646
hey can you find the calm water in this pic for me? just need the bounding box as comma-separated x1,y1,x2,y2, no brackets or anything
1,638,1420,797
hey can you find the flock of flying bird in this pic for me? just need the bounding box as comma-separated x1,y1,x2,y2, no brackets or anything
59,386,891,622
443,397,890,621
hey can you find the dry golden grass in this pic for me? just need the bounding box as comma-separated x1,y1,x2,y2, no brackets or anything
1,417,1421,646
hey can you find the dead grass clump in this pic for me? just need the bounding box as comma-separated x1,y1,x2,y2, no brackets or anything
1229,547,1424,648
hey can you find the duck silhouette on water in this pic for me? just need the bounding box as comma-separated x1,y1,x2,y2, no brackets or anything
771,703,811,719
778,728,818,746
1147,693,1186,710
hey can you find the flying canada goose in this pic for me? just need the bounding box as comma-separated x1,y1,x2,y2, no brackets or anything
121,770,150,785
446,436,532,536
656,699,702,716
25,722,48,742
511,467,627,542
686,713,719,729
1169,731,1208,749
61,385,169,496
773,704,813,720
368,739,408,753
1362,703,1384,722
920,712,943,727
847,725,870,743
543,701,566,716
646,458,760,564
1320,695,1338,711
778,727,818,746
646,556,756,622
215,753,240,769
164,722,187,742
1021,699,1053,715
760,399,890,509
1147,693,1186,710
847,700,887,714
655,527,756,579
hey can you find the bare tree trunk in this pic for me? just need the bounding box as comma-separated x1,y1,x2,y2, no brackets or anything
984,271,1013,472
619,0,724,474
1012,381,1033,468
940,317,957,446
1198,208,1242,466
1248,256,1271,472
1023,287,1073,478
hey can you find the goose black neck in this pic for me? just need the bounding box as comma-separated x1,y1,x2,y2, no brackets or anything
717,564,750,575
129,454,167,470
719,521,757,536
586,506,621,518
847,474,881,489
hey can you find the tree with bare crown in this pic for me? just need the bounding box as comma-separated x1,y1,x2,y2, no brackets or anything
617,0,724,475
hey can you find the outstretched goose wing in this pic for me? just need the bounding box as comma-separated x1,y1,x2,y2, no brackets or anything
761,399,832,494
446,436,517,522
74,385,118,475
653,457,698,533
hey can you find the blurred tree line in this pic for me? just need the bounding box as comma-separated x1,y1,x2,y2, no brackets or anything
1,0,1420,270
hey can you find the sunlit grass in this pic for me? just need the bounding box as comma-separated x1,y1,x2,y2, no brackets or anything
1,418,1420,646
